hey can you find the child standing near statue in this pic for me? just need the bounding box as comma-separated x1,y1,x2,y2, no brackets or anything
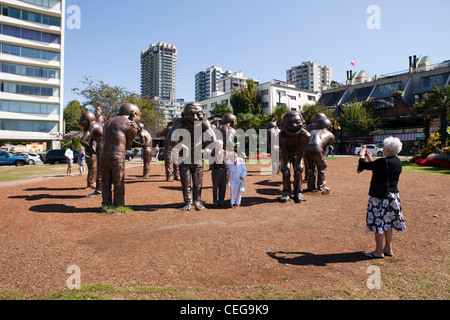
226,152,247,209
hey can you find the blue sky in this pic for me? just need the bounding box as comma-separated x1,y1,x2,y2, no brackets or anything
63,0,450,106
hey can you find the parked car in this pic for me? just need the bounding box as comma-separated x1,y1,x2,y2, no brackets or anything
0,151,30,166
44,149,79,165
14,153,42,165
354,145,384,157
29,153,44,164
158,147,165,161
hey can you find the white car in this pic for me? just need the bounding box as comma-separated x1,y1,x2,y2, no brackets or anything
15,153,42,165
27,153,43,165
354,145,384,157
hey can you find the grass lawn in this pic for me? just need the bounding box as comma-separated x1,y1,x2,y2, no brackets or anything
0,254,447,300
401,160,450,176
0,164,69,183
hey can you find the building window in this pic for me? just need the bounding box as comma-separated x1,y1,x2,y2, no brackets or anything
0,119,59,133
18,0,61,10
0,100,59,115
1,43,60,61
1,62,59,79
1,82,59,97
0,24,60,44
1,7,61,27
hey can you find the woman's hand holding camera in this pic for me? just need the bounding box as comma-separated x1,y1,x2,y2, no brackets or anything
360,146,367,158
359,145,373,162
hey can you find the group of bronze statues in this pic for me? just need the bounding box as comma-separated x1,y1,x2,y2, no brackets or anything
79,102,335,211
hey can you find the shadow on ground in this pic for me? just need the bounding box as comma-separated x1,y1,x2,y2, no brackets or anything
267,251,373,266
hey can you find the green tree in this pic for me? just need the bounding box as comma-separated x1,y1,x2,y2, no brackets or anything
339,101,379,137
301,103,335,125
72,76,135,120
63,100,87,133
236,113,262,131
230,79,262,115
209,103,233,120
258,114,274,131
72,76,165,134
124,95,165,135
272,104,290,126
420,85,450,147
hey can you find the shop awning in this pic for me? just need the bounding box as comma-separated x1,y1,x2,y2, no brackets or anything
339,137,374,143
374,133,422,142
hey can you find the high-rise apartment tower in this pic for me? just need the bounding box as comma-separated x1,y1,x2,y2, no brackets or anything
140,42,177,101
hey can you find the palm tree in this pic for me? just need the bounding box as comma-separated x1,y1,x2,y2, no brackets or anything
421,85,450,147
209,103,233,119
411,101,433,147
236,113,261,131
272,104,290,126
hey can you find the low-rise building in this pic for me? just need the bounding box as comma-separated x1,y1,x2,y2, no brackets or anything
319,55,450,154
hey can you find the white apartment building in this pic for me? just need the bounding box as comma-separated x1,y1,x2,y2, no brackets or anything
216,70,260,95
287,61,333,92
0,0,65,149
195,67,260,102
259,80,320,115
155,98,185,123
200,80,320,119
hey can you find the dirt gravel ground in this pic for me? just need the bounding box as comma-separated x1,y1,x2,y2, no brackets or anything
0,157,448,299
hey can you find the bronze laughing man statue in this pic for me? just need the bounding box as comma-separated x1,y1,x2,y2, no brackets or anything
100,103,141,209
304,117,335,194
167,102,217,211
279,111,312,203
134,123,153,178
79,110,103,197
156,120,180,182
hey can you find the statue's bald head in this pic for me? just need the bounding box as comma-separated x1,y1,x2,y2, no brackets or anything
222,113,237,129
119,103,141,117
79,111,96,129
315,118,332,130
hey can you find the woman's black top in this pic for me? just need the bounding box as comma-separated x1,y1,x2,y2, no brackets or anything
358,156,402,199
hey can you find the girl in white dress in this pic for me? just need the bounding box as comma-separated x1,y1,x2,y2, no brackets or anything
226,152,247,208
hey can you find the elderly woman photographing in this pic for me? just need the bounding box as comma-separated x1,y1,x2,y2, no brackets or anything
357,137,407,259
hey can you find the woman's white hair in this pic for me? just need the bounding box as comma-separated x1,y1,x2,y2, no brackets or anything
383,137,403,157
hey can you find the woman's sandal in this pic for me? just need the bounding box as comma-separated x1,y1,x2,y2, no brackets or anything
365,252,384,259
